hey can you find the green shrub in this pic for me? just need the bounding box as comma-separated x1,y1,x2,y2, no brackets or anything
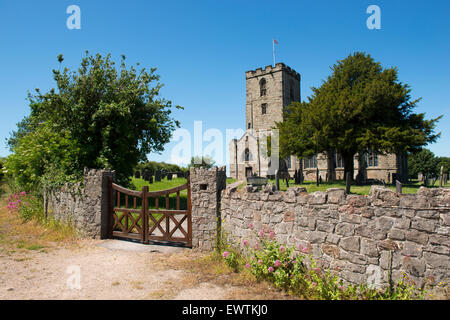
219,228,427,300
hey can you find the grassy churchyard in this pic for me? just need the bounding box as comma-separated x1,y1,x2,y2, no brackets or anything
131,176,448,197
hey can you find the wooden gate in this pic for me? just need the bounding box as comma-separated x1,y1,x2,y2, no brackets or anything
108,176,192,247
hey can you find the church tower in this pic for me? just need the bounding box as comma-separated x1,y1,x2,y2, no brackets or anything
245,63,301,133
229,63,301,179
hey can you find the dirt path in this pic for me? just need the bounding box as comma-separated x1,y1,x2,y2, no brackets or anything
0,238,293,300
0,190,294,301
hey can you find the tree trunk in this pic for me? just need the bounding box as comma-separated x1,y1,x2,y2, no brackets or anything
343,153,354,182
327,150,335,182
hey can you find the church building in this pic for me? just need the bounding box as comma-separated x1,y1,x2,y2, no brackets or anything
229,63,408,183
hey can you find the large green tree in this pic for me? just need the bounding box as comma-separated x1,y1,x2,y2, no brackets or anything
6,52,181,189
408,149,438,183
278,52,441,179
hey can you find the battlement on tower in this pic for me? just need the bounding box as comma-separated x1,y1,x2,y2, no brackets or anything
245,63,300,80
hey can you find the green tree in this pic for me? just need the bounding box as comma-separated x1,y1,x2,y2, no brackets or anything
408,149,438,183
277,52,441,179
7,52,181,189
187,156,216,169
435,156,450,177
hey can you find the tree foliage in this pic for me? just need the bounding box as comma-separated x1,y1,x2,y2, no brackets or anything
187,156,216,169
6,52,181,190
277,52,441,178
135,161,187,175
408,149,438,181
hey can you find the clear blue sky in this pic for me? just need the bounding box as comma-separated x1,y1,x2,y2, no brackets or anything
1,0,449,168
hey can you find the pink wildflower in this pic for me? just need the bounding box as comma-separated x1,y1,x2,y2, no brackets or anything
279,245,285,252
314,267,321,273
242,239,249,247
258,229,265,238
338,286,343,290
245,263,251,269
20,191,26,196
274,260,282,268
302,247,309,253
312,282,317,288
249,223,254,230
297,243,303,251
268,230,275,239
268,266,274,273
222,251,230,258
258,259,263,265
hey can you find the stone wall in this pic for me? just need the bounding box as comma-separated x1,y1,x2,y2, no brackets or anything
190,166,227,250
48,168,114,238
221,184,450,288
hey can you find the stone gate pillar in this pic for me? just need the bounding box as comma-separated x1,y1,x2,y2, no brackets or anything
190,166,227,251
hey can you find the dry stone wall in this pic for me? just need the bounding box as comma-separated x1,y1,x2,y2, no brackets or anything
48,168,114,239
221,184,450,288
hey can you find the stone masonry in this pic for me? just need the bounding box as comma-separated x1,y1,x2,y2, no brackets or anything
190,166,227,251
221,184,450,288
48,168,114,239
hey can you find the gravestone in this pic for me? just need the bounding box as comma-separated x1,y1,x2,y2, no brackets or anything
275,170,280,191
167,173,173,181
135,171,141,179
396,180,402,194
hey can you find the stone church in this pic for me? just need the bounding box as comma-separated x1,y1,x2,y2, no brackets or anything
229,63,408,183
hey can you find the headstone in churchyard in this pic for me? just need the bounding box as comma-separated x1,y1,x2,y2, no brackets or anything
396,180,402,194
439,166,444,188
167,173,172,181
418,172,423,182
155,170,161,182
387,172,391,184
275,170,280,191
135,171,141,179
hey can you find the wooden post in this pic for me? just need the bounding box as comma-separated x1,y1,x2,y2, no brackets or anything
439,166,444,188
141,185,149,244
396,180,402,194
345,172,351,194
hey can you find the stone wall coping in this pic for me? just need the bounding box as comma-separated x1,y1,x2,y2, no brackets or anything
221,183,450,209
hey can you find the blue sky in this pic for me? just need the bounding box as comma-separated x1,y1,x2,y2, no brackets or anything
0,0,449,168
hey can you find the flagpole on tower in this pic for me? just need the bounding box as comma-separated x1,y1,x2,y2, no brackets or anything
273,39,275,66
273,39,278,67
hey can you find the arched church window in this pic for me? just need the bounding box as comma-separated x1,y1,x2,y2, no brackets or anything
244,148,252,162
260,78,267,96
261,103,267,115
